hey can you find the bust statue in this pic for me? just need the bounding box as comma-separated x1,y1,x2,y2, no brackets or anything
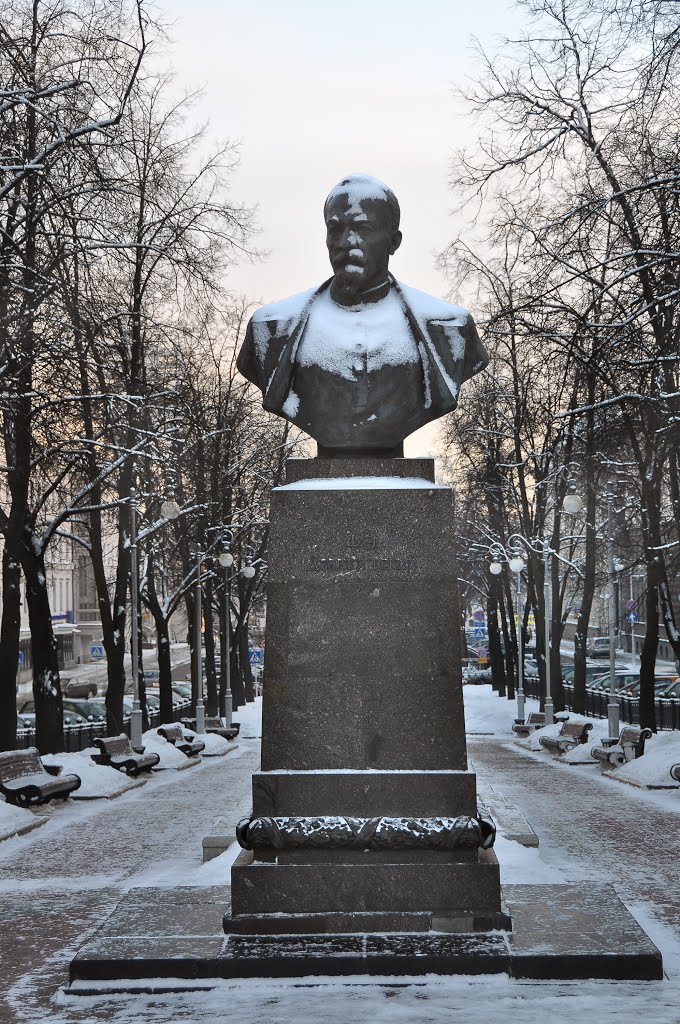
236,174,489,456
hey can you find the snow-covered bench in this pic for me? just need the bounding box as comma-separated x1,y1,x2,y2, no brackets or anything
0,748,81,807
512,712,546,736
591,727,652,771
91,734,160,776
180,716,239,741
157,724,205,758
539,720,592,755
670,762,680,784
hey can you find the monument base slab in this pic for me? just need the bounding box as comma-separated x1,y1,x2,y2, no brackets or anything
68,882,663,988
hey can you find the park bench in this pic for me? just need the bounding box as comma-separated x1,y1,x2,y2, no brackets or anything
157,724,205,758
670,762,680,784
512,712,546,737
539,720,593,755
513,711,569,737
180,716,239,741
91,734,160,776
0,747,81,807
591,726,653,771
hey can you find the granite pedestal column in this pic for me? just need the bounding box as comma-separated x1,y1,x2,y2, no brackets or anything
226,457,507,935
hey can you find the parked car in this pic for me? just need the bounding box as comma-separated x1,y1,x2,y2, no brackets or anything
62,677,98,699
172,684,192,700
18,704,89,727
146,688,184,711
562,664,628,687
90,696,134,717
62,698,107,722
523,657,540,679
587,671,640,693
658,678,680,699
621,675,679,698
586,637,612,658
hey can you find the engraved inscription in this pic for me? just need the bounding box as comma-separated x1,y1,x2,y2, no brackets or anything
309,553,416,573
308,528,415,574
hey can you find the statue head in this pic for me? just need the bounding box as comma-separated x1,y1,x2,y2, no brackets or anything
324,174,402,306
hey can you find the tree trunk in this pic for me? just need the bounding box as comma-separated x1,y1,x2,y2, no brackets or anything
572,481,597,715
23,549,63,754
237,619,254,702
499,577,515,701
0,548,21,751
144,555,174,723
487,585,505,695
230,639,243,711
550,543,565,713
135,605,148,731
203,575,218,716
156,617,173,723
639,580,658,732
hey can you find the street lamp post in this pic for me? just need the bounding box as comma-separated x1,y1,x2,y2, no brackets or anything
194,551,206,734
543,539,554,726
218,547,234,726
606,490,620,740
542,487,584,727
509,556,525,722
129,487,143,752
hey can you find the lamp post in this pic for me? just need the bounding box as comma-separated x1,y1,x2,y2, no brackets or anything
606,490,620,740
542,486,583,728
543,539,554,726
509,555,526,722
218,546,234,725
129,487,143,752
194,551,206,734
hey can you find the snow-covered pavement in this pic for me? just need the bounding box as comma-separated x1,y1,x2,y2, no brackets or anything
2,689,680,1023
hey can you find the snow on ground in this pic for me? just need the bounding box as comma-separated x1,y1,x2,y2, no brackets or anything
140,728,192,768
614,730,680,789
463,683,539,736
6,692,680,1023
182,731,233,756
41,752,140,799
0,798,41,841
50,961,680,1024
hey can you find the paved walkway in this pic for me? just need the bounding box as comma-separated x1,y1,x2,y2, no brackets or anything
2,702,680,1023
469,738,680,942
0,705,262,1024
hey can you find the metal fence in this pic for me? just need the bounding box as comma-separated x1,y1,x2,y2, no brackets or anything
13,699,192,754
521,675,680,731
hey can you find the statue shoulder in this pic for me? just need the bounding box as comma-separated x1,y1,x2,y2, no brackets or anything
251,286,319,327
396,281,473,326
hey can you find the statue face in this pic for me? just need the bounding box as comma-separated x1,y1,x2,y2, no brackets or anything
325,193,402,302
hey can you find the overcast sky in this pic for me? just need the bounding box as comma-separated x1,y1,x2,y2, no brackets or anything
158,0,522,455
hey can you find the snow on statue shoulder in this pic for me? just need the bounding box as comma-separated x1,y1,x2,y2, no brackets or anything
236,173,489,456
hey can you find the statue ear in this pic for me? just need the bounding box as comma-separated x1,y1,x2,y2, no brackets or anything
389,230,402,255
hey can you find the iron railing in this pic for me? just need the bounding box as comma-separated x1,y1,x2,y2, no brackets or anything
12,698,192,753
521,675,680,731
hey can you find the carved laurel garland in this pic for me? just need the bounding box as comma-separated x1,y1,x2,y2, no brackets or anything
236,814,496,851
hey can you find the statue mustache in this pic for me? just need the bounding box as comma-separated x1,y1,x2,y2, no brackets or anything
334,247,365,266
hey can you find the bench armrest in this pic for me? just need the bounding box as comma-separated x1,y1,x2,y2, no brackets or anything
43,763,62,776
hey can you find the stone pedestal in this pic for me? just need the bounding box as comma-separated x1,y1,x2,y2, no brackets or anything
226,457,507,935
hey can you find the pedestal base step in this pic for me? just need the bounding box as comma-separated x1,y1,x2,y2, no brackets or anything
224,908,512,935
68,882,663,989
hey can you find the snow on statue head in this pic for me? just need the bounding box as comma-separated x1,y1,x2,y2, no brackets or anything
324,174,401,231
236,173,489,456
323,174,402,307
